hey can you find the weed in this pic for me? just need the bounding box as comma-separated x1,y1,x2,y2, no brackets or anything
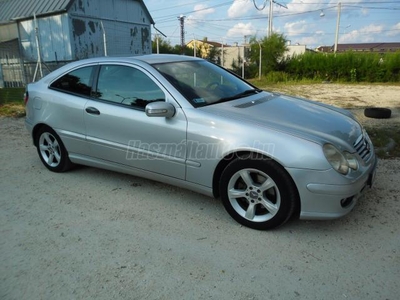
0,104,26,117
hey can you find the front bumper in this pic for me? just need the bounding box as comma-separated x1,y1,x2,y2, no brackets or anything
287,155,378,220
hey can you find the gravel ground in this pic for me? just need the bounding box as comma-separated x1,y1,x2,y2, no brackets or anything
270,84,400,129
1,95,400,299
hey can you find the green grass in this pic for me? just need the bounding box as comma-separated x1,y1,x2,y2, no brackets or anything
0,104,25,117
0,88,25,117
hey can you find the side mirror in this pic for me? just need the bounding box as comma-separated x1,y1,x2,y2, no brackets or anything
145,102,175,118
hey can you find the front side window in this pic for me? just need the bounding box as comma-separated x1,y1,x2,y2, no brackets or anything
50,66,94,96
96,65,165,109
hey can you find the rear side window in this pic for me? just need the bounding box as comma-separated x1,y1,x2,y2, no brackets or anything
96,65,165,109
50,66,94,96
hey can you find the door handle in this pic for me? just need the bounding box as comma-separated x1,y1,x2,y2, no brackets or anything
85,107,100,115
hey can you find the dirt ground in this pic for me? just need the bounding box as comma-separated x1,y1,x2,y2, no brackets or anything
1,85,399,300
270,83,400,129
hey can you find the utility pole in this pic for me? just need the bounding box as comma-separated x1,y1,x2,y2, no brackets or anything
267,1,287,38
258,41,262,80
334,2,342,53
242,35,251,79
242,36,248,78
268,0,273,38
156,33,159,54
33,13,43,82
221,40,224,68
193,36,196,57
178,15,186,54
153,25,166,54
100,21,107,56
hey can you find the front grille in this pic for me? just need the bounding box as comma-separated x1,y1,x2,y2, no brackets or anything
353,133,372,162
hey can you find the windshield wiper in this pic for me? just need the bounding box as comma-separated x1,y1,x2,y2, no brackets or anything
216,88,262,104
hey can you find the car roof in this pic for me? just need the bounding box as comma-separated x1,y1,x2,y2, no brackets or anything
134,54,202,64
74,54,202,65
35,54,203,84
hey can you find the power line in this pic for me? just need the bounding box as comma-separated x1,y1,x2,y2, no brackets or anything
253,0,268,11
154,1,234,23
147,0,400,47
149,0,212,12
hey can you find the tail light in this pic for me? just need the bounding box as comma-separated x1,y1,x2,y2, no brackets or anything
24,91,29,105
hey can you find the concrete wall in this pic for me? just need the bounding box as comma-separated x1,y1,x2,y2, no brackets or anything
285,45,307,58
220,45,244,70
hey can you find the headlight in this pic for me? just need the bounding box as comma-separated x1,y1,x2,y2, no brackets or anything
344,152,359,170
323,144,359,175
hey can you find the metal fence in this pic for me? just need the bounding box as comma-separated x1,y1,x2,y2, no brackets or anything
0,41,68,88
0,59,70,88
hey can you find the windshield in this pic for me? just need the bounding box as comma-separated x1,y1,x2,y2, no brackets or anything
152,60,258,107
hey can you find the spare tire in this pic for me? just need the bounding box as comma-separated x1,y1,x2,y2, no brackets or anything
364,107,391,119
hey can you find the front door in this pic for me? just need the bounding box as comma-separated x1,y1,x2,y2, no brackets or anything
84,64,187,179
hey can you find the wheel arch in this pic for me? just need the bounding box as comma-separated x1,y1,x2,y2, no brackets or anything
212,151,301,214
32,123,51,146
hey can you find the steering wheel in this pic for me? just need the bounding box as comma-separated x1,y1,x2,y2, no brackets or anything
206,82,221,90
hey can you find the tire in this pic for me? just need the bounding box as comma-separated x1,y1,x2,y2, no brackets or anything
219,155,298,230
364,107,391,119
36,127,72,172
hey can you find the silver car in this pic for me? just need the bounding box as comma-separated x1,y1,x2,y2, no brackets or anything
25,54,377,230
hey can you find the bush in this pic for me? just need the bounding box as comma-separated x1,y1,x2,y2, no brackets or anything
0,88,25,104
283,51,400,83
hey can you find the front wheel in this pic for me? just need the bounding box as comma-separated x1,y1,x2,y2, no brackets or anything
220,156,298,230
36,127,72,172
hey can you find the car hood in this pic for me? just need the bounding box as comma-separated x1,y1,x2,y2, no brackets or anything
201,92,362,149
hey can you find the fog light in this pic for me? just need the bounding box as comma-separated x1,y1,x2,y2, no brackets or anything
340,196,354,208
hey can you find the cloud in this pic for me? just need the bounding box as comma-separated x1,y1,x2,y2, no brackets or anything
226,23,257,38
192,4,215,18
286,0,324,14
284,20,309,36
227,0,252,18
340,24,384,43
386,22,400,37
361,7,369,16
187,4,215,25
295,36,320,47
284,21,325,47
285,0,366,18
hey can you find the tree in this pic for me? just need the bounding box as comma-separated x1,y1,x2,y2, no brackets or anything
202,44,221,64
152,36,175,54
152,36,194,56
248,33,288,77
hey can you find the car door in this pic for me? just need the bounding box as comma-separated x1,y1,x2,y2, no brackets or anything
83,64,187,180
48,64,97,156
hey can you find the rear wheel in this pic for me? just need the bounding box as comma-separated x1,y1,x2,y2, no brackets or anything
36,127,72,172
220,155,298,230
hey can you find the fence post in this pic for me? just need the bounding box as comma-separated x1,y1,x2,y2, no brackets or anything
0,64,4,88
17,21,27,86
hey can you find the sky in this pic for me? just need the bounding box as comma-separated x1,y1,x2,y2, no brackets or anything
143,0,400,49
